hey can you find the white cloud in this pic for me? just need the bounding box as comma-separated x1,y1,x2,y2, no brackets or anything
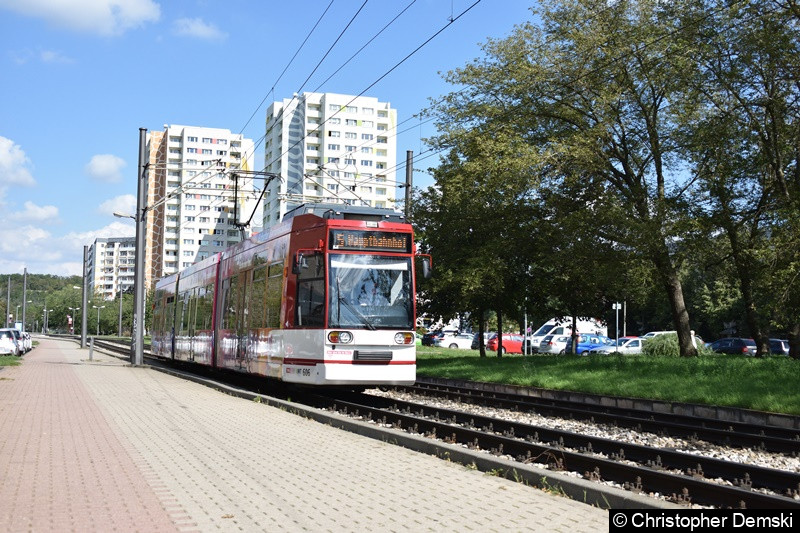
0,221,137,276
8,201,59,223
98,194,136,217
85,154,126,183
173,17,227,40
40,49,75,64
0,136,36,188
0,0,160,36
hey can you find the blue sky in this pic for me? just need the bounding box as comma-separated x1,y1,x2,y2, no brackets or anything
0,0,535,276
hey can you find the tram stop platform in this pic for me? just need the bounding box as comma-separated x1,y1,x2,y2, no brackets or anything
0,337,610,532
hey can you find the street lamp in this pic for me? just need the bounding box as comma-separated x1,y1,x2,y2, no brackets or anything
92,305,105,336
42,309,53,334
68,307,80,334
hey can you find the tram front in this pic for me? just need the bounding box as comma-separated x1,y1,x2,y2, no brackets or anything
288,225,418,386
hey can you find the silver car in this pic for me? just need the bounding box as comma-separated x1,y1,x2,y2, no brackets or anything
538,334,570,355
590,337,643,355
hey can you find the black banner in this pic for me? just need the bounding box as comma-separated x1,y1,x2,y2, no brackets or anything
610,509,795,532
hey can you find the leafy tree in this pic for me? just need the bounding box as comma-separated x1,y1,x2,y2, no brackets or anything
684,0,800,357
427,0,702,355
414,125,540,357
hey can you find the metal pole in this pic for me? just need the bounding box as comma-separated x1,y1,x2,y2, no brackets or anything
404,150,413,219
22,268,27,331
131,127,148,366
6,276,10,327
81,245,89,348
623,300,627,337
118,288,123,337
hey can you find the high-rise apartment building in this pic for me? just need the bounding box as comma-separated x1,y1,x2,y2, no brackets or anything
261,92,397,227
86,237,136,300
145,125,257,290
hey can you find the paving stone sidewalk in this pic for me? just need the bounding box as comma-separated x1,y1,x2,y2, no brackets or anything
0,337,609,532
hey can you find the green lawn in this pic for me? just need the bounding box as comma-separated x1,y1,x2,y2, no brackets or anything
0,355,21,367
416,346,800,415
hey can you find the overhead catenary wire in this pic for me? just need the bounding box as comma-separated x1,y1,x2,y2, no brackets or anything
230,0,486,226
237,0,336,136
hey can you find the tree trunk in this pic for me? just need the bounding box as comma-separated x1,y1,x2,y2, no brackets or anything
478,308,486,358
570,315,578,354
788,323,800,360
723,219,768,356
652,246,697,357
496,309,503,358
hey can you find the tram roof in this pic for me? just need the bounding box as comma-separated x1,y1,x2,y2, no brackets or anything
283,202,406,224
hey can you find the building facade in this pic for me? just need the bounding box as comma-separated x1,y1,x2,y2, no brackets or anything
144,125,257,290
86,237,136,300
262,92,398,227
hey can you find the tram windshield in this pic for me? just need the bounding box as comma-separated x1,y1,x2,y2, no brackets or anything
328,254,413,330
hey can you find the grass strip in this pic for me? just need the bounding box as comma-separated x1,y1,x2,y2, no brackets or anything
416,347,800,415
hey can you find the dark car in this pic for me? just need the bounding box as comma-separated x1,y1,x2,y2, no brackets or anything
421,331,441,346
421,330,457,346
470,332,496,350
769,339,789,356
708,337,757,356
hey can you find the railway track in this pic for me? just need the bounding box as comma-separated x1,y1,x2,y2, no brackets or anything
312,390,800,509
89,338,800,509
399,382,800,454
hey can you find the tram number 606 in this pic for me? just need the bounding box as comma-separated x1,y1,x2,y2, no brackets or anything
300,368,311,377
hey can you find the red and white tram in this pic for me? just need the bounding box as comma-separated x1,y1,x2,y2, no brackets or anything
151,204,428,386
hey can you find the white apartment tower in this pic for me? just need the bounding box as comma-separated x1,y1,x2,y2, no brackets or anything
262,92,398,227
145,125,257,289
86,237,136,300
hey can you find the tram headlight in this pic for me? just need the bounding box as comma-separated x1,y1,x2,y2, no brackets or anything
395,332,414,345
328,331,353,344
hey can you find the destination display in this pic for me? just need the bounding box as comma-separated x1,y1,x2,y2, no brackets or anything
330,230,411,252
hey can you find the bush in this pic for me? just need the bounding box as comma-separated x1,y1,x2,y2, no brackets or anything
642,333,713,356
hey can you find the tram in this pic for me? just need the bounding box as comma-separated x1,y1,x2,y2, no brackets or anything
151,203,429,386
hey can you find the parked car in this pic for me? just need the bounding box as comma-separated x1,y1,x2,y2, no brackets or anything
708,337,757,356
435,333,475,350
486,333,525,354
8,329,27,353
470,332,496,350
0,328,21,356
20,331,31,352
526,317,607,353
641,330,675,338
570,334,614,355
538,334,571,355
769,339,789,356
589,337,643,355
421,330,456,346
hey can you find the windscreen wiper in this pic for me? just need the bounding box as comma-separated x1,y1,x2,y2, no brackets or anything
338,296,376,330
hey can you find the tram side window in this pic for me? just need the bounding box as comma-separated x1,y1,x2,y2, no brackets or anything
165,296,175,333
221,274,247,333
195,285,214,330
266,261,284,329
153,290,164,332
296,254,324,327
249,266,267,329
220,277,236,331
177,290,192,336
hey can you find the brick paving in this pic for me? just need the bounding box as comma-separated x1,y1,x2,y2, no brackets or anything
0,338,609,532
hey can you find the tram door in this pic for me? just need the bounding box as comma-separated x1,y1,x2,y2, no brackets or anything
219,272,250,371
